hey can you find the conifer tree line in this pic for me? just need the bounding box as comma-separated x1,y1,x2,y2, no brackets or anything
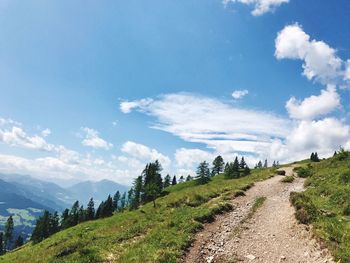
0,215,23,255
31,190,128,244
224,156,251,179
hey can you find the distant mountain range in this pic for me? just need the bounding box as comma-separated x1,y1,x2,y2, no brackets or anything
0,173,129,240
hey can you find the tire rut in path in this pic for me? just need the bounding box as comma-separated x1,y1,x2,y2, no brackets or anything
183,167,334,263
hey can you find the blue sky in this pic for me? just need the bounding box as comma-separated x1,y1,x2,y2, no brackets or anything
1,0,350,186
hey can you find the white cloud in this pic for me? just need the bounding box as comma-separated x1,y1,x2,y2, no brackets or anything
121,141,171,168
81,127,113,150
0,126,54,151
41,128,51,137
224,0,289,16
120,93,290,153
345,60,350,81
175,148,215,168
120,98,153,113
232,89,249,99
275,24,346,85
120,93,292,170
286,85,340,120
270,118,350,163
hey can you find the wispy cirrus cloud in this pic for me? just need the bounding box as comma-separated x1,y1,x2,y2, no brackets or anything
120,92,291,166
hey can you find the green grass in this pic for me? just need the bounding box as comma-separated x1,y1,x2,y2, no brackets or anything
281,175,295,183
290,153,350,262
0,169,275,263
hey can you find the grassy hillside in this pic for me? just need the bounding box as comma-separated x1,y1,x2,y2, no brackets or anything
291,152,350,262
0,168,274,263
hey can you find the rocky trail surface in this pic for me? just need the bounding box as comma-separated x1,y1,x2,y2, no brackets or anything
183,167,334,263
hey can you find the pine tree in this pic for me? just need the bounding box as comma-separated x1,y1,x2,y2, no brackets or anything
31,210,50,243
14,235,23,248
196,161,211,184
60,208,70,229
49,211,60,235
186,175,193,181
314,152,320,162
172,176,177,185
0,232,4,255
257,160,263,168
102,195,113,217
127,188,135,209
239,157,246,169
112,191,120,212
163,174,171,188
212,155,225,176
132,176,143,209
263,159,268,168
142,161,163,203
78,205,85,223
310,152,315,161
179,175,184,183
144,183,160,208
95,202,103,219
86,198,95,220
120,192,126,210
243,165,251,176
70,201,80,226
4,216,14,250
232,157,240,178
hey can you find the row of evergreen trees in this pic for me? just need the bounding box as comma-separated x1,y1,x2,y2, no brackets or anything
31,190,128,244
0,215,23,255
224,157,251,179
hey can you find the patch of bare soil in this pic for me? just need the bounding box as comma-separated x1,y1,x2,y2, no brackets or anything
183,167,334,263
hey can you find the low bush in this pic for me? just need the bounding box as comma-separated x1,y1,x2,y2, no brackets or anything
297,167,313,178
339,171,350,184
281,176,294,183
290,192,318,224
276,170,286,175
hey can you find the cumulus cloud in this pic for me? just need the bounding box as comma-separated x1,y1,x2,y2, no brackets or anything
275,24,347,85
81,127,113,150
232,89,249,99
224,0,289,16
0,126,54,151
121,141,171,168
286,85,340,120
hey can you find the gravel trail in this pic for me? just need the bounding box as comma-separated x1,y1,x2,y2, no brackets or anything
183,167,334,263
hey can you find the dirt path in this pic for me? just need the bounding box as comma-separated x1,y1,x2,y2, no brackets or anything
183,167,334,263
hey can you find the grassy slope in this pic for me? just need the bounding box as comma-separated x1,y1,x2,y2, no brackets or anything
0,169,275,263
291,154,350,262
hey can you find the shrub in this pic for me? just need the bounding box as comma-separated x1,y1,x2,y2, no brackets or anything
276,170,286,175
297,167,313,178
339,171,350,184
281,176,294,183
295,208,311,224
343,203,350,216
290,192,318,224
